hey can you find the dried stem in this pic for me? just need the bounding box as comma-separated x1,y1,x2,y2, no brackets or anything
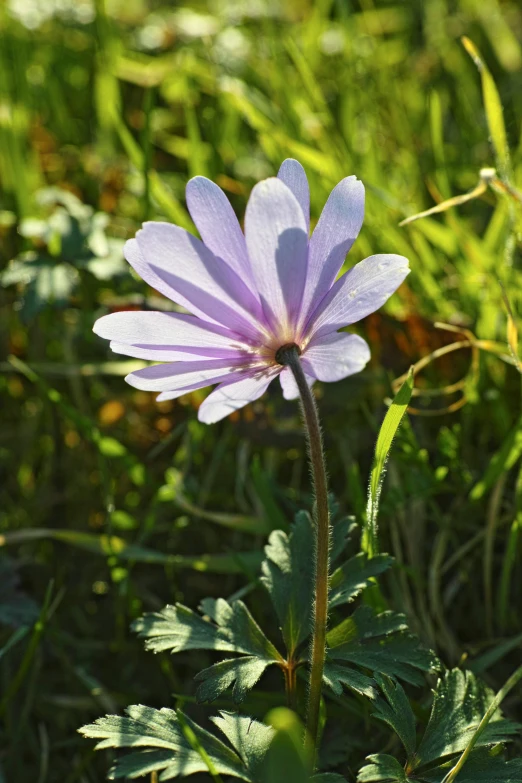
278,344,330,766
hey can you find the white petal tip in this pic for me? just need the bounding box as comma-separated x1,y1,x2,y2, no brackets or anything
92,316,108,337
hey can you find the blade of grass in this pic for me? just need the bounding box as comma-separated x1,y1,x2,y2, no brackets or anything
175,709,224,783
497,513,522,631
461,36,511,177
0,582,54,717
0,528,263,575
363,367,414,557
469,413,522,500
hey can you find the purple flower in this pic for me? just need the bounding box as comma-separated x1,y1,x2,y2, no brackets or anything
93,159,409,423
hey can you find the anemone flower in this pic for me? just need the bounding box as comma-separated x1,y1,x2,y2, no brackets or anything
93,159,409,424
93,159,411,757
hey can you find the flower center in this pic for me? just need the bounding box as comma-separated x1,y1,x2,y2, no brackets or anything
275,342,302,366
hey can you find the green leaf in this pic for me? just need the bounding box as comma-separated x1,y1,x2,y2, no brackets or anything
327,606,439,687
79,706,249,780
371,676,416,759
328,607,409,646
416,669,520,767
322,662,377,699
359,669,522,783
4,257,79,319
195,656,274,703
211,712,275,780
261,507,360,657
133,603,235,655
359,750,522,783
330,511,357,562
134,599,282,703
358,754,408,782
329,553,394,608
420,749,522,782
134,599,280,659
261,511,314,655
311,776,350,782
363,368,414,557
198,598,282,660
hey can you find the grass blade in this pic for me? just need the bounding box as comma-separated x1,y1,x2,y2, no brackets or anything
363,368,414,557
462,36,511,177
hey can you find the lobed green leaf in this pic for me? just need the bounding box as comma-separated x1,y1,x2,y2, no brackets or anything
358,754,408,782
329,553,394,608
416,669,520,767
79,706,247,780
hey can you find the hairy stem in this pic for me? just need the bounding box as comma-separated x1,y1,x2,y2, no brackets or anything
278,345,330,765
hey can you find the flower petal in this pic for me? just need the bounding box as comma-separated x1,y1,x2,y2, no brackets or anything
277,159,310,232
244,178,308,335
198,369,279,424
94,311,250,349
185,176,257,292
125,358,253,392
299,176,365,328
96,308,250,359
110,342,247,361
279,366,314,400
126,224,266,341
154,366,262,402
306,254,410,339
302,332,370,382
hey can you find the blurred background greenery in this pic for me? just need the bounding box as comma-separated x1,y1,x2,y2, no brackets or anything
1,0,522,780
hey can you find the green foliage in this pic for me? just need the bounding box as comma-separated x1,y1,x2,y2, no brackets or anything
326,606,439,691
80,705,351,782
371,676,416,758
260,510,315,655
358,755,408,783
329,552,394,609
358,670,522,783
79,707,268,780
0,188,126,318
416,669,519,764
133,598,282,703
132,506,433,706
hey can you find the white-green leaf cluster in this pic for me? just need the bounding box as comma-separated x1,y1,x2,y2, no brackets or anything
0,187,126,319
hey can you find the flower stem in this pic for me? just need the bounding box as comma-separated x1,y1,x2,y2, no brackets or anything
279,345,330,765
